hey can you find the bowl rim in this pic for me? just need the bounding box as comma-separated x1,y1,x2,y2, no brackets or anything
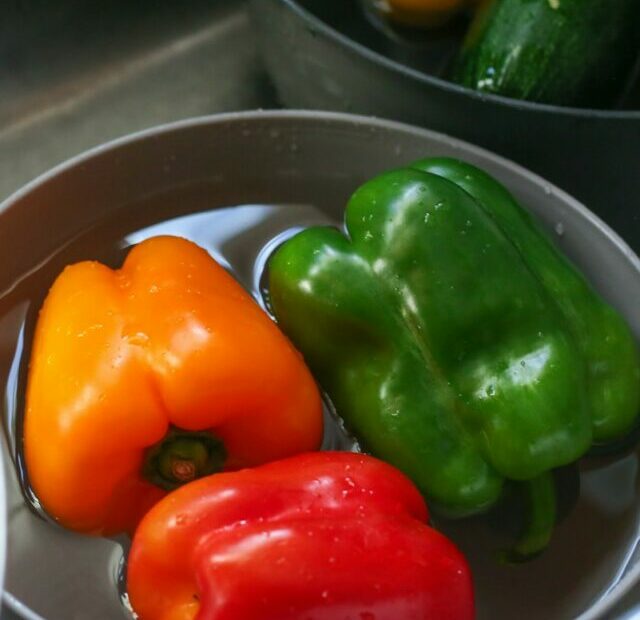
2,110,638,271
275,0,640,120
1,109,640,620
0,453,6,614
3,593,42,620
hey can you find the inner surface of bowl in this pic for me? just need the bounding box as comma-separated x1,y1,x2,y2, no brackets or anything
1,111,640,620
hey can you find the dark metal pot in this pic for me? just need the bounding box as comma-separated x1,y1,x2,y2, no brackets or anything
251,0,640,250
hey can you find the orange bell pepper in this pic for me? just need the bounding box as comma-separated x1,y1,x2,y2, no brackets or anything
24,236,323,536
381,0,479,27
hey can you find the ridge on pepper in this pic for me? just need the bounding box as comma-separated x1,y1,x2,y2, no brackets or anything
268,157,640,558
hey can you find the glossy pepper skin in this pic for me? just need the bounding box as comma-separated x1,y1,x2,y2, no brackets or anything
268,158,640,556
127,451,474,620
24,236,322,535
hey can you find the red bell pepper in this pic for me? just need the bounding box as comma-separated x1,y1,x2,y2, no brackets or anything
127,451,474,620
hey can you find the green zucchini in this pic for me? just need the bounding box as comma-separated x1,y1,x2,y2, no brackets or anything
452,0,640,107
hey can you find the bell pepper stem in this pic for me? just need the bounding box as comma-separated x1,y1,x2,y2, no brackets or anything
143,428,227,491
501,471,556,564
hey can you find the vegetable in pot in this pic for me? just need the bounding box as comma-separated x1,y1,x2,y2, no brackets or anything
376,0,478,28
452,0,640,107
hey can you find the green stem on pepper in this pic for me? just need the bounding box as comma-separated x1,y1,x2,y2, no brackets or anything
501,471,556,563
143,428,227,490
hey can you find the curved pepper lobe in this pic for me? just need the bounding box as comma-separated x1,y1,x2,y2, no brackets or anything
411,157,640,443
195,517,471,620
24,235,323,534
127,452,474,620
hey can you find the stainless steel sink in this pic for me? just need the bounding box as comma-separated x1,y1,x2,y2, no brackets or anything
0,0,277,203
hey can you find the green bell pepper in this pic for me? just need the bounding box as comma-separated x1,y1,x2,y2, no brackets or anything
268,158,640,558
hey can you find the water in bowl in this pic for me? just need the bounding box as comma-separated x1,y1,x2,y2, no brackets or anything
0,187,638,619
